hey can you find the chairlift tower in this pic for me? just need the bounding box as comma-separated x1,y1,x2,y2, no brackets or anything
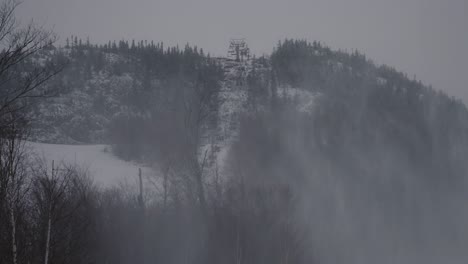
228,38,250,62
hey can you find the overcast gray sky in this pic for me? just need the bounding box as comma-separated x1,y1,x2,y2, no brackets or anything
17,0,468,103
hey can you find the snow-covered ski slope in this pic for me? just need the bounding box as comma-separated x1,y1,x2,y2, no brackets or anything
25,57,319,188
26,141,152,187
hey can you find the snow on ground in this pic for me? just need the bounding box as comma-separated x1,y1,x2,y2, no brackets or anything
26,141,153,188
278,85,320,113
211,59,251,174
377,76,388,86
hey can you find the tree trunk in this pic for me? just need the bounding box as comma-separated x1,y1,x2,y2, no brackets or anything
163,169,168,210
10,206,17,264
194,164,207,216
44,208,51,264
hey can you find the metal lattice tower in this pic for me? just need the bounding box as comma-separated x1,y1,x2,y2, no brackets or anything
228,38,250,62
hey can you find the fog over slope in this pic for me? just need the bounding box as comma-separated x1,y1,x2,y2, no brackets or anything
5,37,468,263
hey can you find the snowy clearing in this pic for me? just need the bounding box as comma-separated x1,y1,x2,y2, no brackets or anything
25,141,153,187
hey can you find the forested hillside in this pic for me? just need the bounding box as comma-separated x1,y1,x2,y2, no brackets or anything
7,37,468,263
29,38,468,183
28,40,223,145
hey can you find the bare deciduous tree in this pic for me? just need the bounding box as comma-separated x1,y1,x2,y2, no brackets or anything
0,0,61,124
0,116,28,264
30,160,93,264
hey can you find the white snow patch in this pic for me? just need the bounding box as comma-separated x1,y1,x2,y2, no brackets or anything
377,77,388,86
279,86,319,113
25,141,153,188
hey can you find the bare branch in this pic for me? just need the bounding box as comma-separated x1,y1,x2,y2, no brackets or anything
0,0,60,122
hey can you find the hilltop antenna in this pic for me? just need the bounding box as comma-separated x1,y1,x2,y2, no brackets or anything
228,38,250,62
